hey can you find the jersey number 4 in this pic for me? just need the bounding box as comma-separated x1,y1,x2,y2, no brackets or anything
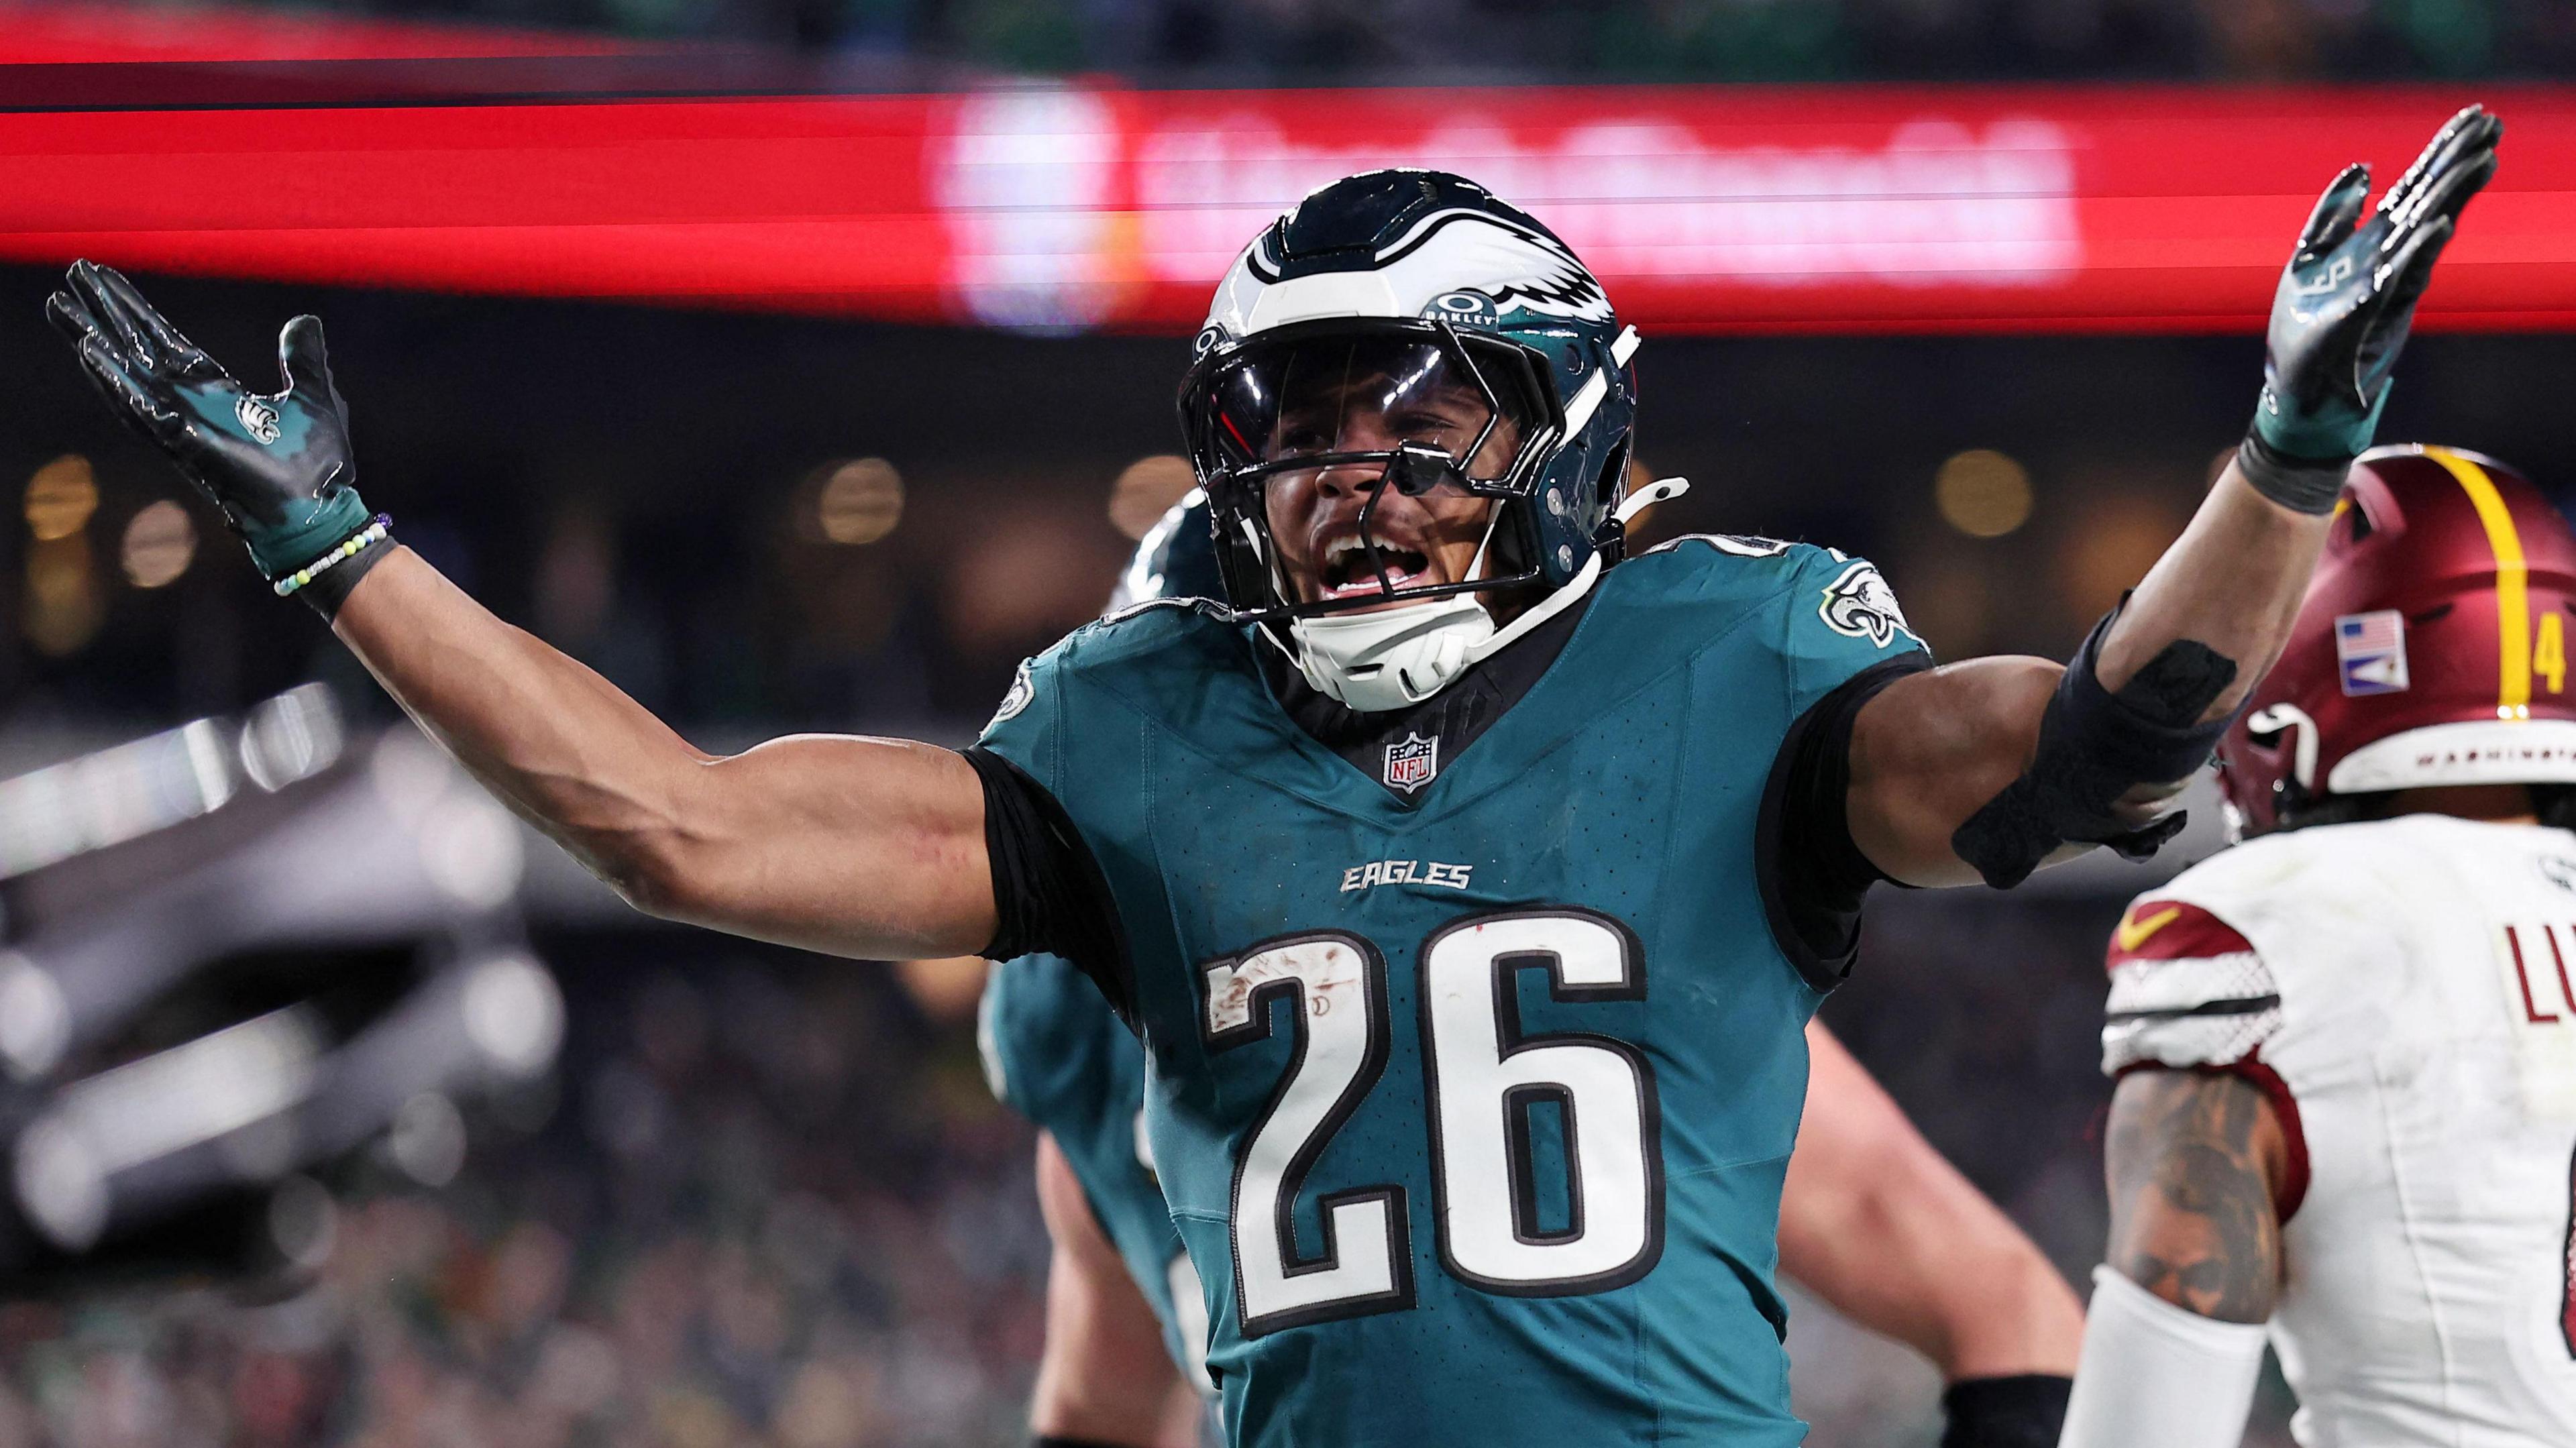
1201,907,1662,1337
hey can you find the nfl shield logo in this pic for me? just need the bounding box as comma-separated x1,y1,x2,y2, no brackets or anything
1383,731,1440,794
2334,610,2410,696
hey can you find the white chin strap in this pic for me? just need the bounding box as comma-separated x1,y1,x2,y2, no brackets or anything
1285,478,1688,714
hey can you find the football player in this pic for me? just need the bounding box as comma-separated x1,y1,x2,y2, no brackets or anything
2061,445,2576,1447
48,107,2495,1447
985,499,2082,1448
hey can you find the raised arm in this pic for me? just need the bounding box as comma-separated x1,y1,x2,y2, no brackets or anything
46,262,996,962
1847,107,2501,887
334,551,994,956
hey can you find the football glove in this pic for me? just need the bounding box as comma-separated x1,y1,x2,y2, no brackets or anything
47,261,372,582
2242,105,2500,512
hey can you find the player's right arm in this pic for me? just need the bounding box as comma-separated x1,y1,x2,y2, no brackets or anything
334,549,996,957
1030,1133,1202,1448
2059,885,2313,1448
2057,1068,2288,1448
2100,1068,2289,1325
46,262,997,962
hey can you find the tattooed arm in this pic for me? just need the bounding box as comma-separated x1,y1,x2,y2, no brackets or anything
2102,1066,2292,1321
2059,1068,2289,1447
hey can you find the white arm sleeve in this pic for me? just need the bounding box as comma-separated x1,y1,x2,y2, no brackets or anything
2059,1266,2267,1448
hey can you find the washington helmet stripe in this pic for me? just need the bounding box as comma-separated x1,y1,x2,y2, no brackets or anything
2425,445,2531,716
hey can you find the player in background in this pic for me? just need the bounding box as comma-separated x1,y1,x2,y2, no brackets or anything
2059,446,2576,1447
987,499,2082,1448
46,109,2493,1447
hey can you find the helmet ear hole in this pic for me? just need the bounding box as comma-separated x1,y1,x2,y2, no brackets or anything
1587,439,1634,563
1597,439,1631,512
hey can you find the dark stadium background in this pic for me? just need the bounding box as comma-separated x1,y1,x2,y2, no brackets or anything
7,3,2576,1443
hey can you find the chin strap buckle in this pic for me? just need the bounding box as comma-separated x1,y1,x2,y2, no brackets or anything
1616,477,1688,527
1595,477,1690,566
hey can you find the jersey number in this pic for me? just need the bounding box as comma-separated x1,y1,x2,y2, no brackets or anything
1200,907,1662,1336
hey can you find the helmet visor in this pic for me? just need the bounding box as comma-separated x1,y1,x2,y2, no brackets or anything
1199,333,1542,492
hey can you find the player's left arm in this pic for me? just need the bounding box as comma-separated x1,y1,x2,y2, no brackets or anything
1846,107,2501,889
2056,1067,2289,1448
1780,1023,2080,1446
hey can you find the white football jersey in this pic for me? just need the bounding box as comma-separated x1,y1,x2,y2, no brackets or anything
2103,814,2576,1447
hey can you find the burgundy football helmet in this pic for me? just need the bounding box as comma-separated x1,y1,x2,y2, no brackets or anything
2218,444,2576,838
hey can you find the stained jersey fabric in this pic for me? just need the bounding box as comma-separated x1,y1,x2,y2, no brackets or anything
977,537,1924,1447
979,952,1212,1394
2103,814,2576,1446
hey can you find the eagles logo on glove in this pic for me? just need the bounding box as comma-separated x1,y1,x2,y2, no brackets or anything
2243,105,2502,512
46,261,373,583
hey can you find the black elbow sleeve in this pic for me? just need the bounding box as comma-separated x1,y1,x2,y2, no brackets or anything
1949,604,2239,890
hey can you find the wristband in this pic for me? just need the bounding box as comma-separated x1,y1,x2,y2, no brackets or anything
1940,1374,2072,1448
272,514,388,598
2234,433,2352,516
276,514,391,620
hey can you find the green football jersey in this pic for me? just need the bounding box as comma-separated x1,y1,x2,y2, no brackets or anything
977,537,1923,1447
979,952,1212,1391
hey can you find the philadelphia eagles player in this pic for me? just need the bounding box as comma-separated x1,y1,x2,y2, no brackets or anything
48,105,2495,1447
983,498,2083,1448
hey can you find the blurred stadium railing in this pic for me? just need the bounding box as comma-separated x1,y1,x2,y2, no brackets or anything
0,691,561,1292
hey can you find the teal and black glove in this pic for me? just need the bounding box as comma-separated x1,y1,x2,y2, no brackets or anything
2241,105,2501,513
47,262,384,608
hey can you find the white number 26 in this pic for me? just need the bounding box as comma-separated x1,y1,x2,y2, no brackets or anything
1199,907,1663,1337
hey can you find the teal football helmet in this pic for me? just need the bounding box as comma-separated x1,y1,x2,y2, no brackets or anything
1176,170,1643,708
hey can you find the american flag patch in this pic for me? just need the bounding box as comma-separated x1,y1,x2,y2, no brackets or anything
2335,610,2410,696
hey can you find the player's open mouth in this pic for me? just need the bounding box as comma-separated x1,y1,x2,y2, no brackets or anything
1318,535,1434,598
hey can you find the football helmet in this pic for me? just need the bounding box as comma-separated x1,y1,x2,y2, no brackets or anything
2217,444,2576,837
1177,170,1645,712
1108,488,1224,611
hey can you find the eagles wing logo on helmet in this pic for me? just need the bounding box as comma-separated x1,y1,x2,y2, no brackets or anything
1232,204,1613,329
1819,562,1916,649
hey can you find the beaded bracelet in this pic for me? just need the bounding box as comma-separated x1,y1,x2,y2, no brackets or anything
272,514,392,598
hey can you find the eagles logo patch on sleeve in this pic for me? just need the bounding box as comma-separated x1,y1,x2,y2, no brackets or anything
1818,561,1917,650
987,659,1036,730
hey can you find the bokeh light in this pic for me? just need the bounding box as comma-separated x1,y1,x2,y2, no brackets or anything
1933,449,2033,538
814,459,904,545
24,455,98,542
120,500,198,588
1108,455,1197,541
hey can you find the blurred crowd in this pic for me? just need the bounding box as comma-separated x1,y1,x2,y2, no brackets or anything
121,0,2574,82
0,938,1047,1448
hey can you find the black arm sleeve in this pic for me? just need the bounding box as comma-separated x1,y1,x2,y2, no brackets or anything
1756,653,1932,993
963,745,1136,1023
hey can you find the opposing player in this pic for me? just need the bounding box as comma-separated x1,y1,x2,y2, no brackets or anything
2061,445,2576,1447
48,108,2494,1445
985,501,2082,1448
